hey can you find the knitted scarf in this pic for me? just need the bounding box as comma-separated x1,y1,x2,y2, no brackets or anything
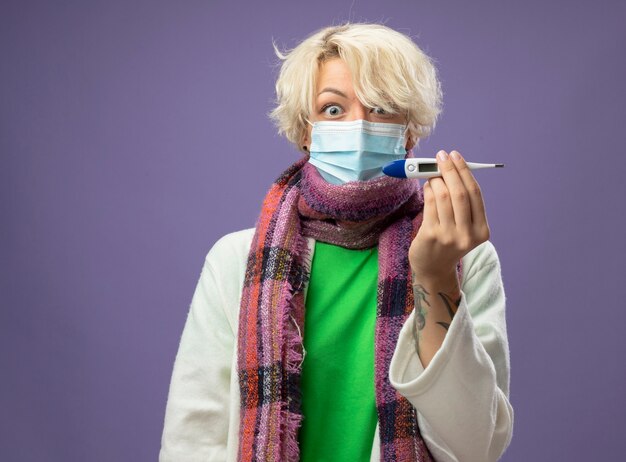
237,156,437,461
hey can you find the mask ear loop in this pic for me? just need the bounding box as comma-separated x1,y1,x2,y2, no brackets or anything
302,117,318,151
403,112,413,157
403,110,411,137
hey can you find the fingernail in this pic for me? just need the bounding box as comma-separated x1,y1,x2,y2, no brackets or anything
451,151,461,161
437,150,448,161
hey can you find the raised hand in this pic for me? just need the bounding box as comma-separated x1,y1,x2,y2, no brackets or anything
408,149,491,367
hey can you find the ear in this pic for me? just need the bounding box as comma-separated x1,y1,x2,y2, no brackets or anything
405,136,416,152
300,128,311,152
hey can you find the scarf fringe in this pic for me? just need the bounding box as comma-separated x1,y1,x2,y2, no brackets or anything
279,231,310,462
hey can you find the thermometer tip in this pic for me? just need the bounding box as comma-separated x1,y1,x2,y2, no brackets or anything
495,163,505,168
382,159,407,178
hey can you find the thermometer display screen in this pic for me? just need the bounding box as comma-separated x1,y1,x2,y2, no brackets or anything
418,163,439,173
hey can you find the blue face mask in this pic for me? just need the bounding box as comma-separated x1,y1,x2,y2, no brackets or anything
308,119,407,184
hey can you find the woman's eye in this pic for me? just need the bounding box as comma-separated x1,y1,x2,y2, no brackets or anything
322,105,344,117
371,107,388,115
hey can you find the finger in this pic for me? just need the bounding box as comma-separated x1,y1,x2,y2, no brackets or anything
449,150,487,227
436,150,472,229
422,180,439,226
428,151,455,227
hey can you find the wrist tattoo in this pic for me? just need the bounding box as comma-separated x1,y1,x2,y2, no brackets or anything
413,283,430,330
411,277,430,357
411,271,463,357
435,292,462,331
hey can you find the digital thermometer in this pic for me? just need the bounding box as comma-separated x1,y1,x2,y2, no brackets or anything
383,158,504,179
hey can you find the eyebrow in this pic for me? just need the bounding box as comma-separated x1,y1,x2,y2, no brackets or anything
317,87,348,98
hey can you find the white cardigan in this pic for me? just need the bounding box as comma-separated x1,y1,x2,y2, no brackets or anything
159,228,514,462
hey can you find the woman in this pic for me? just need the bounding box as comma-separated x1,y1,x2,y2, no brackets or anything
159,23,513,462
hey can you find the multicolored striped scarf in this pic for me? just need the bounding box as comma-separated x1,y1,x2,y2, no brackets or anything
237,156,435,461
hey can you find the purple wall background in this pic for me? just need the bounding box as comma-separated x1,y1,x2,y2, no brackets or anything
2,0,625,460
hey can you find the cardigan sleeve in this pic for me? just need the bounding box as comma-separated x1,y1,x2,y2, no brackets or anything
159,241,237,462
389,241,513,462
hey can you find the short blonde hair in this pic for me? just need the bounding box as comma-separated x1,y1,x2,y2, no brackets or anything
270,23,443,151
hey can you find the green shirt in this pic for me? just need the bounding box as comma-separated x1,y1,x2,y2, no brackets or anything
299,241,379,462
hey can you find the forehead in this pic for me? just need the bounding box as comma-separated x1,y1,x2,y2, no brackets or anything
316,58,354,93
